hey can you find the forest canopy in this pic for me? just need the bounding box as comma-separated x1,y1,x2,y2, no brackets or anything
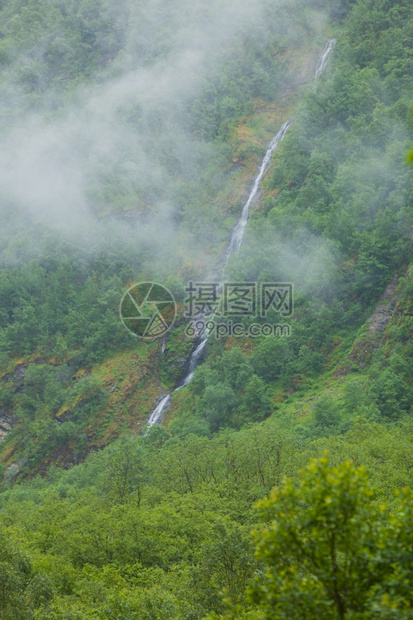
0,0,412,617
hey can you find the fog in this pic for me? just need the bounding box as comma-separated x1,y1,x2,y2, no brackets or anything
0,0,333,274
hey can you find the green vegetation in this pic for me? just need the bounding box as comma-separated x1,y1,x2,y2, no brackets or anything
0,0,412,617
212,456,413,619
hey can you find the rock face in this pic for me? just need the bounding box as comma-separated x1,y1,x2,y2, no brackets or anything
13,364,26,390
0,413,18,442
347,276,400,370
0,362,25,441
368,277,399,334
4,457,27,483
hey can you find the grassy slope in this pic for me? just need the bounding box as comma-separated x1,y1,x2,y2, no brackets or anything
164,266,411,430
0,33,334,478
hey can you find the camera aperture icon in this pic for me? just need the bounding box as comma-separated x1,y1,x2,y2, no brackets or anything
120,282,176,340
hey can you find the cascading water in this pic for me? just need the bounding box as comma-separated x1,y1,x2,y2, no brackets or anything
145,39,337,431
145,339,207,434
145,123,290,429
177,338,208,389
147,394,171,427
226,120,291,258
315,38,336,78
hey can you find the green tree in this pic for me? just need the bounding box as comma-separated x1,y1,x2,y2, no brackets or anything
0,526,53,619
237,456,413,619
370,368,410,419
312,395,341,432
202,383,237,432
102,438,147,506
240,375,272,424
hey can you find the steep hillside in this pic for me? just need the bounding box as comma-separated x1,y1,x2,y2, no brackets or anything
0,0,412,617
162,0,413,438
0,0,341,477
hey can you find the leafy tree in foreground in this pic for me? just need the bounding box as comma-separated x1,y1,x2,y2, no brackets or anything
209,455,413,619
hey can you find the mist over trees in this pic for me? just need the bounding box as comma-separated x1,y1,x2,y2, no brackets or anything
0,0,412,617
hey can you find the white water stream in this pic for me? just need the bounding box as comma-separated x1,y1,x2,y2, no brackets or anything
145,39,337,431
226,120,291,257
315,38,336,78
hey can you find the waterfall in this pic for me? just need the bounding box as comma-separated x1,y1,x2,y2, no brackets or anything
144,121,290,430
145,39,336,431
176,338,208,390
145,395,171,430
226,120,291,258
315,39,337,78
